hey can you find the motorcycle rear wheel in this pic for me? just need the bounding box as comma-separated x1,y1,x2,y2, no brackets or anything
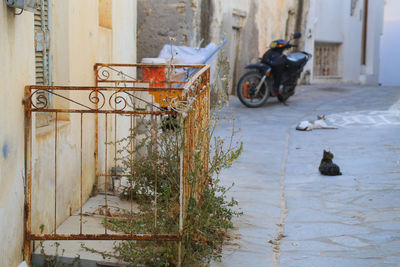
237,71,270,108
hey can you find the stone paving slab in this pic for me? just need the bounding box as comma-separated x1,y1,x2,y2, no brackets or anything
212,85,400,267
282,123,400,266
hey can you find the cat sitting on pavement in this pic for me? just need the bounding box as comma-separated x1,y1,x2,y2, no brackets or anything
319,150,342,176
296,115,337,131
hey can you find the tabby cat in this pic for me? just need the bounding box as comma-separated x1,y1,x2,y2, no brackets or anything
319,150,342,176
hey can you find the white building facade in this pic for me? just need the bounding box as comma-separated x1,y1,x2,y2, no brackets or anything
303,0,384,84
379,0,400,86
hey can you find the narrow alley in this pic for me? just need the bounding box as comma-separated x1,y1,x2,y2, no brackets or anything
214,84,400,266
2,0,400,265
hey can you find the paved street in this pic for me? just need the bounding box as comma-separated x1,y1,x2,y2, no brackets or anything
213,84,400,267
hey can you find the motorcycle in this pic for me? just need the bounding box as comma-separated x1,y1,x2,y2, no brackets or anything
237,32,312,108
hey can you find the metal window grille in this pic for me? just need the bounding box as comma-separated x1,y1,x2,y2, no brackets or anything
313,42,340,77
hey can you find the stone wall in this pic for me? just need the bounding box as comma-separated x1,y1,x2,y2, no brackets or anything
137,0,308,93
137,0,199,61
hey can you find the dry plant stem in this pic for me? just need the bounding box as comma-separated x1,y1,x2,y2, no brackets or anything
81,47,240,266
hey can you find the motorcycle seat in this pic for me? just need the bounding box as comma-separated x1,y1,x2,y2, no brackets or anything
286,52,308,63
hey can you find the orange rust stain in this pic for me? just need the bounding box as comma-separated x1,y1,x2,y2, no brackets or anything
99,0,112,29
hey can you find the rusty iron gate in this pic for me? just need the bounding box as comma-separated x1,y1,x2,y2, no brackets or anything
24,64,210,265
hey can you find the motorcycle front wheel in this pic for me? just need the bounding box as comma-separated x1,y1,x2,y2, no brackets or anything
237,71,270,108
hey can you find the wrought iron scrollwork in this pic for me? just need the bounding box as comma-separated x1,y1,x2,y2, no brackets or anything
97,67,111,82
109,91,129,111
30,90,49,109
89,90,106,110
26,65,209,114
96,65,137,83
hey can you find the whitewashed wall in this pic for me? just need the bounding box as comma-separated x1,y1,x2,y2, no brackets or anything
0,1,137,266
0,3,35,266
379,0,400,86
305,0,384,84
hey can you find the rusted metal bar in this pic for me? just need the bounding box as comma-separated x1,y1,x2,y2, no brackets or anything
105,114,108,234
29,87,164,114
95,63,206,68
154,112,158,229
118,90,165,112
80,113,83,235
28,86,183,111
24,86,32,264
54,112,58,234
182,66,209,92
97,65,138,82
130,114,133,215
150,106,155,228
178,148,183,267
114,89,118,197
26,85,184,91
29,109,176,115
95,66,99,187
40,89,96,110
97,80,186,85
30,234,181,241
206,87,210,174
